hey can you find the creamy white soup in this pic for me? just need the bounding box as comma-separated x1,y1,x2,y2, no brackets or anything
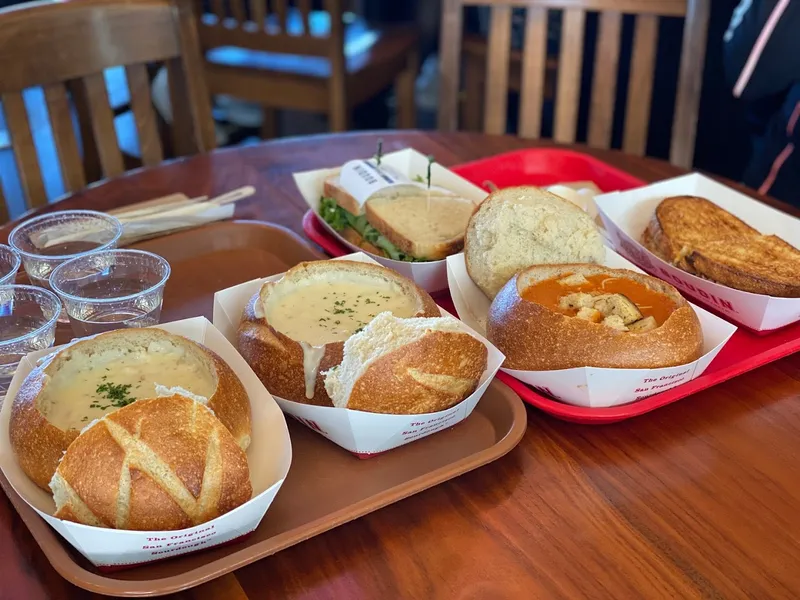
266,280,419,346
37,343,216,431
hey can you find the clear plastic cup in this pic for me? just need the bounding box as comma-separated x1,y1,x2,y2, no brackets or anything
8,210,123,291
0,285,62,397
0,244,21,286
50,249,171,337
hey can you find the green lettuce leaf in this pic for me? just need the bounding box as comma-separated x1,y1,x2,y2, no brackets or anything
317,197,427,262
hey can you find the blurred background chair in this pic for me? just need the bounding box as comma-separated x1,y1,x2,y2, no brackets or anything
195,0,419,136
0,0,215,223
438,0,711,168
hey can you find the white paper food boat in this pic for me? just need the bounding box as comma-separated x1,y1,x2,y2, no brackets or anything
595,173,800,331
0,317,292,569
293,148,488,293
446,249,737,408
213,252,505,455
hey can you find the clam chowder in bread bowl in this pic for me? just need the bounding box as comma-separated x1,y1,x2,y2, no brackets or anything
324,312,488,414
237,260,439,406
10,328,252,491
487,265,703,370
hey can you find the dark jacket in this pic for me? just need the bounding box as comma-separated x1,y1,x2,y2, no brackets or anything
723,0,800,202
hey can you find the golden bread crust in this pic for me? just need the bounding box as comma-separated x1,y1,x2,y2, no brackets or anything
339,226,385,257
323,174,362,216
10,372,79,491
487,265,704,370
51,395,252,531
642,195,800,296
237,260,439,405
364,197,472,261
345,331,487,414
9,329,251,491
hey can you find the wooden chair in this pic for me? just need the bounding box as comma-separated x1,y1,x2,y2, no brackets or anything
0,0,216,223
195,0,419,134
438,0,711,168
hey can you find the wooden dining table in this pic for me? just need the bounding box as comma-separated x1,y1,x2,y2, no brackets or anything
2,130,800,599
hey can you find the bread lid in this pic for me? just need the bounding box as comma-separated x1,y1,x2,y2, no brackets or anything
324,312,488,414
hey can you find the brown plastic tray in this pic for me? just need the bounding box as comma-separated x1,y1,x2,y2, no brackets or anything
0,220,527,597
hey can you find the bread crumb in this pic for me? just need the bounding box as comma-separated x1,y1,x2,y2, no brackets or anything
602,315,628,331
576,307,603,323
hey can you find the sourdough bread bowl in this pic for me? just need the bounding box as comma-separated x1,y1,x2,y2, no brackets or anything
50,394,252,530
324,312,488,414
465,186,605,299
487,264,703,370
10,328,251,491
238,260,440,406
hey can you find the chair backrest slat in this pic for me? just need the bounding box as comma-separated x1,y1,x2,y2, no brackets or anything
438,0,464,132
80,73,125,178
518,6,548,138
0,186,8,224
1,92,47,207
622,13,658,156
671,0,710,168
0,0,215,221
43,83,87,193
229,0,247,23
297,0,313,34
251,0,267,29
210,0,226,21
437,0,709,167
273,0,289,33
553,8,586,143
125,64,164,166
484,6,513,135
587,10,622,148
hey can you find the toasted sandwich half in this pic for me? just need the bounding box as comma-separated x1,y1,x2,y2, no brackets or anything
643,195,800,297
318,173,478,262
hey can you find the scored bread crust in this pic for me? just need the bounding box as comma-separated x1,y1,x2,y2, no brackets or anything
345,331,487,414
237,260,440,406
50,395,252,531
10,328,252,491
487,264,704,370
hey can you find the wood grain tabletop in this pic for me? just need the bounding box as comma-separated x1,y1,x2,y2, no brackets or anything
2,131,800,599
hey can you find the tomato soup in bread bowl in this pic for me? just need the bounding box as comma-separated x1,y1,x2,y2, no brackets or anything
487,264,703,370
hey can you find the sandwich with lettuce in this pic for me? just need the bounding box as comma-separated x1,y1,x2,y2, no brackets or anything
318,173,478,262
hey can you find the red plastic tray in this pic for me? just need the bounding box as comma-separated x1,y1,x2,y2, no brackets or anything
301,149,800,424
452,148,646,192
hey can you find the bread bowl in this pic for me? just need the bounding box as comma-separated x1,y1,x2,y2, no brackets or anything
10,328,251,491
50,394,252,530
464,186,605,299
237,260,439,406
487,264,704,370
324,312,488,414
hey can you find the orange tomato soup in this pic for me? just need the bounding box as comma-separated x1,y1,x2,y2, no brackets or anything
521,273,677,325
